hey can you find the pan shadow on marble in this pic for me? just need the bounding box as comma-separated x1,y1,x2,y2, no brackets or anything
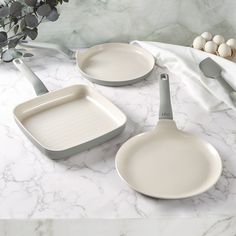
56,117,138,166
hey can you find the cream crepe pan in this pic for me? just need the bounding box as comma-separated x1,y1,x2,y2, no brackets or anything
115,74,222,199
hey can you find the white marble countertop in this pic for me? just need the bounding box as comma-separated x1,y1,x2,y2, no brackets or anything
0,49,236,219
1,217,236,236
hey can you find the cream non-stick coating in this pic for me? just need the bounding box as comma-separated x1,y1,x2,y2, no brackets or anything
116,120,222,199
14,85,126,152
77,43,154,83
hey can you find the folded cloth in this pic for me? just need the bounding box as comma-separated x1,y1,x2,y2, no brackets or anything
131,41,236,111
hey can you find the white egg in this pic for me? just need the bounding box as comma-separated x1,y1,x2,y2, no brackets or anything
193,36,206,50
218,43,232,58
204,41,217,54
226,38,236,50
201,32,212,41
213,35,225,45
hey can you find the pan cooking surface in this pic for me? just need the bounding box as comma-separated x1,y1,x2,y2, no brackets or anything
22,98,116,149
14,85,125,151
116,121,222,199
79,44,154,82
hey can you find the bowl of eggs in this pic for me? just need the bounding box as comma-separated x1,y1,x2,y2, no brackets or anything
192,32,236,59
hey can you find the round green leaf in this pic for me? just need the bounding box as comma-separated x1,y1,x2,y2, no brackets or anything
37,4,51,16
0,31,7,43
10,2,22,17
46,7,59,21
23,52,34,57
25,0,37,7
47,0,58,7
25,14,38,28
14,25,19,34
0,6,10,18
25,27,38,40
8,38,19,48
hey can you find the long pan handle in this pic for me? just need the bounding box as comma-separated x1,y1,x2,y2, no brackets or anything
216,75,236,102
159,73,173,120
19,40,75,59
13,58,49,96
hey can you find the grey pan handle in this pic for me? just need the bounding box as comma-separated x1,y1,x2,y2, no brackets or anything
159,74,173,120
13,59,49,96
19,40,75,59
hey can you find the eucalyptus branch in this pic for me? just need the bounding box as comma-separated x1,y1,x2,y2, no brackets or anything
0,14,32,28
0,0,69,62
8,31,24,40
37,16,44,26
6,22,15,33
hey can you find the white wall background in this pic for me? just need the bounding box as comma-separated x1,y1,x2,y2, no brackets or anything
37,0,236,48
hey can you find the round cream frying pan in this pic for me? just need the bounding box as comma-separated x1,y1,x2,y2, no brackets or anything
116,74,222,199
20,41,155,86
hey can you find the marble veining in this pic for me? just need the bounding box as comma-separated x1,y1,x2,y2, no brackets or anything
0,49,236,218
36,0,236,47
1,217,236,236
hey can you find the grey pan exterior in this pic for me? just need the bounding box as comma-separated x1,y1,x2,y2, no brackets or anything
14,117,126,160
77,67,155,87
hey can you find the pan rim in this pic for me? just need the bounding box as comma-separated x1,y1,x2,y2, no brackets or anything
115,130,222,199
75,43,155,86
14,84,127,153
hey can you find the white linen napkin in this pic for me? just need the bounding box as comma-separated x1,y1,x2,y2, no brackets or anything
131,41,236,111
